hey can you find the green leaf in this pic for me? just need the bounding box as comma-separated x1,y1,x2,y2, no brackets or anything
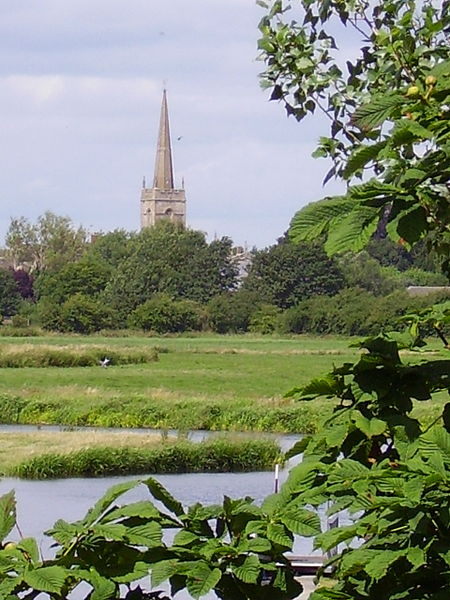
386,205,428,246
232,555,260,584
126,521,162,547
173,530,200,547
280,507,321,536
102,500,161,522
78,568,117,600
324,206,380,255
267,523,293,547
17,538,39,563
352,94,404,129
150,559,179,587
145,478,184,517
0,492,16,542
365,549,405,580
243,536,272,553
46,519,79,546
186,563,221,599
352,413,386,438
82,480,142,526
23,566,68,594
289,195,354,244
343,141,387,178
91,523,127,541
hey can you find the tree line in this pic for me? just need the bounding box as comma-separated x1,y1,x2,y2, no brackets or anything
0,210,448,335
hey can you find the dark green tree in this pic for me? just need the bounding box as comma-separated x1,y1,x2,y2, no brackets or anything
0,269,21,316
243,239,344,308
104,222,238,320
35,257,111,304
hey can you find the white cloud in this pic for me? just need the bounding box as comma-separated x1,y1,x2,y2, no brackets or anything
0,0,350,249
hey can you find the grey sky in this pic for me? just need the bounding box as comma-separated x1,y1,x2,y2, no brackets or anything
0,0,345,248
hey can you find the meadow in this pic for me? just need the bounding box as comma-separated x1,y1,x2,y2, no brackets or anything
0,333,445,436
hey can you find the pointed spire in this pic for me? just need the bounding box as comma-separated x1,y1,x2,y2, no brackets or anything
153,89,174,190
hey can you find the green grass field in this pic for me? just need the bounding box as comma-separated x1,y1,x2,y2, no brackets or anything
0,333,446,433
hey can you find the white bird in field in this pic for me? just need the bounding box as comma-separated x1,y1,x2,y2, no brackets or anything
99,357,110,368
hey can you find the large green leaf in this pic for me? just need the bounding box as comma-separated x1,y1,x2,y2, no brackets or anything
231,555,261,584
46,519,79,546
126,522,162,547
82,480,142,526
0,492,16,542
280,507,321,536
17,538,39,564
343,141,387,178
365,549,406,580
186,563,221,599
289,195,355,244
351,94,404,129
102,500,161,523
324,206,380,255
266,523,293,547
150,559,179,587
23,566,68,594
77,568,117,600
145,478,185,517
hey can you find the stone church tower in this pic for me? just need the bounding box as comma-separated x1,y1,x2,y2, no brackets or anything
140,90,186,228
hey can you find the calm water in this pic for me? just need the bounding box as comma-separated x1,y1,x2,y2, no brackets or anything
0,427,319,598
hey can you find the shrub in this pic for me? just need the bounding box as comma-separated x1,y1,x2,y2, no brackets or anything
249,304,282,334
207,290,261,333
128,295,204,333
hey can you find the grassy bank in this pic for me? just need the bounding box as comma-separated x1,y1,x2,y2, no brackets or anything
0,334,445,433
2,432,281,479
0,344,158,367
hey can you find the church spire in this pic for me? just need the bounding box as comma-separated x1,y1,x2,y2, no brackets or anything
153,89,174,190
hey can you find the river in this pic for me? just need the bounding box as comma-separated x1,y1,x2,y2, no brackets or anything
0,426,322,599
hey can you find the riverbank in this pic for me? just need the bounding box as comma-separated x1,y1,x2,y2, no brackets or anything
0,334,445,434
0,430,281,479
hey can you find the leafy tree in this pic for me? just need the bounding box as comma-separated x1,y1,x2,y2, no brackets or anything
104,222,238,319
0,269,21,316
35,257,111,304
259,2,450,598
5,212,88,273
337,251,399,296
259,1,450,269
243,239,344,309
86,229,137,270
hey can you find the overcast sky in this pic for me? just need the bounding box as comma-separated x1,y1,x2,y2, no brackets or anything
0,0,346,249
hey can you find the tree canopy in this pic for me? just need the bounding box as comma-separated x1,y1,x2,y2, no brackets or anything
243,238,344,308
5,212,88,273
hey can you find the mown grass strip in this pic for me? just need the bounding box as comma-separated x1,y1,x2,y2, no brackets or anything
13,438,281,479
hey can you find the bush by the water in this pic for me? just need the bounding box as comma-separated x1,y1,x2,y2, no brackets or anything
0,345,159,368
14,437,281,479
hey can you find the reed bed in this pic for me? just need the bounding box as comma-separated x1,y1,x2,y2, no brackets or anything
13,438,281,479
0,344,159,368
